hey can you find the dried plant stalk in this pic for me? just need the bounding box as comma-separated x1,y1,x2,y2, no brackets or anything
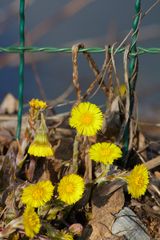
83,46,110,99
82,49,109,99
106,47,114,108
118,45,130,145
72,43,84,102
84,137,92,183
69,133,79,174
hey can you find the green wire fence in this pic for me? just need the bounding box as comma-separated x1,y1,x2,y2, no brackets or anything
0,46,160,54
124,0,141,153
0,0,159,152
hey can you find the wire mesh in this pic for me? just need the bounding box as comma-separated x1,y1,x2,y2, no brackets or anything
0,0,159,148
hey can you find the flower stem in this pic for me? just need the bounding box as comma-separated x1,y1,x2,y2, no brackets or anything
70,133,79,173
84,137,92,183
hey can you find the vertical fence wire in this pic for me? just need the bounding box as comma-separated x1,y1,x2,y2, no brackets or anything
123,0,141,153
16,0,25,140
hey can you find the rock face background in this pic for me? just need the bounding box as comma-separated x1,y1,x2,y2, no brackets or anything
0,0,160,121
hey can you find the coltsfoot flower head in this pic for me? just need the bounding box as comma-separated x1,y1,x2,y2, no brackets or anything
23,207,41,238
28,133,54,157
21,180,54,207
125,164,149,198
28,113,54,157
29,98,47,110
58,174,85,205
89,142,122,165
69,102,103,136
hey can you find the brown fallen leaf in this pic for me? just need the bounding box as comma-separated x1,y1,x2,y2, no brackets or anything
89,188,124,240
0,93,18,114
154,171,160,180
0,141,18,192
0,128,13,145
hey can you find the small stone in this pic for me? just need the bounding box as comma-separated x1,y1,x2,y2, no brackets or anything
152,205,160,211
69,223,83,236
112,207,151,240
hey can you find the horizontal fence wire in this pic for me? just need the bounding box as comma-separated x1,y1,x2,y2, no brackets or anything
0,46,160,55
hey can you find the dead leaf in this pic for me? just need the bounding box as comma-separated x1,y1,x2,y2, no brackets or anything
0,141,18,192
16,137,29,168
89,188,124,240
154,171,160,180
0,128,13,145
0,94,18,114
137,131,147,159
0,216,22,238
25,158,37,182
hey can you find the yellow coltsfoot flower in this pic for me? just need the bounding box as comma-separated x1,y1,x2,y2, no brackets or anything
21,180,54,207
23,207,41,238
28,113,54,157
58,174,85,205
29,98,47,110
89,142,122,165
28,99,47,131
69,102,103,136
125,164,149,198
28,133,54,157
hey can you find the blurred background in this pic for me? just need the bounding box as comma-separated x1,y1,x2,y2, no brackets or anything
0,0,160,121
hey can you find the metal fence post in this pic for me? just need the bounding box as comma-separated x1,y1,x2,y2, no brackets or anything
123,0,141,153
16,0,25,140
